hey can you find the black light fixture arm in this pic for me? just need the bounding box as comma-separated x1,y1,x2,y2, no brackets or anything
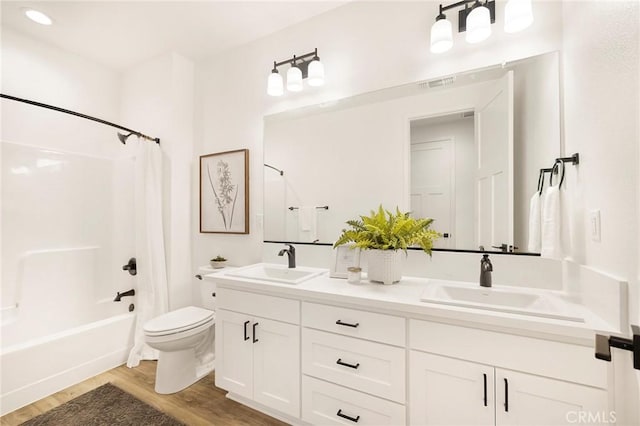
440,0,479,14
272,48,319,69
1,93,160,144
436,0,495,32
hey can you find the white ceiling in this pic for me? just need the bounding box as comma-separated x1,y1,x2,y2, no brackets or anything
1,1,348,70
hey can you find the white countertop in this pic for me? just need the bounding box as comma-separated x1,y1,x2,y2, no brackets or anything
205,264,620,345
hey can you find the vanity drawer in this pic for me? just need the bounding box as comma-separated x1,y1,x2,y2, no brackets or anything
302,328,406,403
216,287,299,324
302,376,406,426
302,302,405,346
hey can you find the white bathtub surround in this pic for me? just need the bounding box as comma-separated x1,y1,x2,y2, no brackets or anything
127,138,169,367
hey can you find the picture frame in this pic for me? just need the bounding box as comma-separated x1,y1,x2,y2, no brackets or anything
330,244,361,279
200,149,249,234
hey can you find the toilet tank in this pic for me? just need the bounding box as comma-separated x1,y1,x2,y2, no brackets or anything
197,267,218,311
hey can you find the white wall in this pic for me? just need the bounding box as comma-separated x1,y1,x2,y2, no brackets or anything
561,2,639,423
120,52,195,311
1,29,121,157
194,0,563,270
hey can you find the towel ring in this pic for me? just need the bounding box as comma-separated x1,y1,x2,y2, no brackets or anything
550,158,566,188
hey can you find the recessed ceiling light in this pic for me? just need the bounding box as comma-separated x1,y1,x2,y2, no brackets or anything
24,9,53,26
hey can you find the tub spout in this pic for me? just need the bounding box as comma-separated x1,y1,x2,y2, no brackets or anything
114,289,135,302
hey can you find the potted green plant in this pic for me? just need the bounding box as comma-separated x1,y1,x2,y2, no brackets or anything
334,205,440,284
210,255,227,269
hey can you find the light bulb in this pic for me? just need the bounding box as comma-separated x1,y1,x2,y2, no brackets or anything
267,71,283,97
465,4,491,44
287,65,303,92
504,0,533,33
24,9,52,25
430,18,453,54
307,59,325,87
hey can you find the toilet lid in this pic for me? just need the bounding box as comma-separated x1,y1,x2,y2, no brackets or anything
144,306,214,335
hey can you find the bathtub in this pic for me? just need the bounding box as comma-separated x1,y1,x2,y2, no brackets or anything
1,143,138,415
0,312,135,415
0,247,136,415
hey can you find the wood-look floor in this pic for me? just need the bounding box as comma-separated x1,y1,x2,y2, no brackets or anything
1,361,288,426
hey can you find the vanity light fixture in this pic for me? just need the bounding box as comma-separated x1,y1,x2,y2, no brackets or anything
430,0,533,53
267,48,324,96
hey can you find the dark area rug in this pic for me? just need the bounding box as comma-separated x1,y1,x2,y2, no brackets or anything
21,383,184,426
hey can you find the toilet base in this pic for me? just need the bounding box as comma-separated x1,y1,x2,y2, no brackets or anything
155,348,212,394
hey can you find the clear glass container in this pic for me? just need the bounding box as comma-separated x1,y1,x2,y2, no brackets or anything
347,266,362,284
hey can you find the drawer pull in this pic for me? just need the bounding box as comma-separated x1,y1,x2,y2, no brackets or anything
336,358,360,369
337,409,360,423
336,319,359,328
243,320,250,341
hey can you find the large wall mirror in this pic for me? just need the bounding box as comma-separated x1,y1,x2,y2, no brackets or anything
264,51,560,254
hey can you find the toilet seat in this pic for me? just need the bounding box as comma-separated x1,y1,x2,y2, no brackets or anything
144,306,214,337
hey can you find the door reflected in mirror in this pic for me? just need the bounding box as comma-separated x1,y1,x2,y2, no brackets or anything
264,52,560,254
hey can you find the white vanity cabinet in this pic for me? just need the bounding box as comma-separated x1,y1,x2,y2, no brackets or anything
301,302,407,425
215,288,301,418
212,272,614,425
409,320,609,426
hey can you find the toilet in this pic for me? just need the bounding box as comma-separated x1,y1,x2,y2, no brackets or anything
143,276,217,394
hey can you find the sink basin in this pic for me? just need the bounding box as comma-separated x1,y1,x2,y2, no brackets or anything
421,280,583,322
226,263,326,284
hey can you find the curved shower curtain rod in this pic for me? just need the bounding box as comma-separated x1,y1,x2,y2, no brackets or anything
0,93,160,144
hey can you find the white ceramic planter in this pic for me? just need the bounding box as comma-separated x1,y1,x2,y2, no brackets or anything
367,249,402,285
210,260,227,269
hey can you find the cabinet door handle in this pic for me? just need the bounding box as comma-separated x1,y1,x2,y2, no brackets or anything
243,320,250,341
336,358,360,369
336,320,359,328
483,373,488,407
336,409,360,423
252,322,259,343
504,378,509,412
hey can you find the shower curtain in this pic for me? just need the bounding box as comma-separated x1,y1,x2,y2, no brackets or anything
127,138,169,367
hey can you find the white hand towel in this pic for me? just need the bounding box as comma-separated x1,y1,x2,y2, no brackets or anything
541,186,563,259
298,206,317,242
527,192,542,253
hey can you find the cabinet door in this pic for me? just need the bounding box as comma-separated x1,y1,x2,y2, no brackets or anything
252,316,300,418
495,369,609,426
215,309,253,399
410,351,495,426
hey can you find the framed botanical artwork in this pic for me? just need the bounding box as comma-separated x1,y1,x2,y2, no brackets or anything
329,244,361,278
200,149,249,234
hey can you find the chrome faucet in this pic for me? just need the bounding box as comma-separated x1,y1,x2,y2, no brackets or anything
480,254,493,288
278,244,296,268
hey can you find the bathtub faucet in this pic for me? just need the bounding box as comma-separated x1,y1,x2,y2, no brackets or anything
114,289,136,302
